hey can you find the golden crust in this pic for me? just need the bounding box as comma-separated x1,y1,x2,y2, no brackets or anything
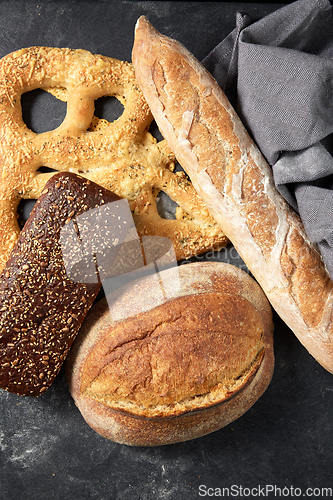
66,261,274,446
0,46,227,272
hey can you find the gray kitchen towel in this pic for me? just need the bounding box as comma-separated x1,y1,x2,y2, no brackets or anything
203,0,333,278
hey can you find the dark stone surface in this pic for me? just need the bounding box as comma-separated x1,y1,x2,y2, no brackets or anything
1,2,333,499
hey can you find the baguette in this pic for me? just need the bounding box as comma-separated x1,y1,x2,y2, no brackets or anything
0,172,121,396
66,261,274,446
132,16,333,373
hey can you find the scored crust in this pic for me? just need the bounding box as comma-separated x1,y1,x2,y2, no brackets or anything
66,261,274,446
0,46,228,272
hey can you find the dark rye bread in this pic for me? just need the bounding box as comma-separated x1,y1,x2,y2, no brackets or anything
0,172,121,396
66,261,274,446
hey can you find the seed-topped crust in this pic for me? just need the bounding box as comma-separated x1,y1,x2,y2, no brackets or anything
0,172,121,396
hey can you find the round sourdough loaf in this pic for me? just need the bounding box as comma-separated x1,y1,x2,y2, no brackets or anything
66,261,274,446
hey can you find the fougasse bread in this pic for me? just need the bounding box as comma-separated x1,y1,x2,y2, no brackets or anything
66,261,274,446
132,16,333,374
0,172,124,396
0,46,228,274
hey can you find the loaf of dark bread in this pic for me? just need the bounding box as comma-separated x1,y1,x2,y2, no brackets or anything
0,172,122,396
66,261,274,446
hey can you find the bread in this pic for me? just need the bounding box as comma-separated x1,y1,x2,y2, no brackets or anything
66,261,274,446
0,46,227,273
132,17,333,374
0,172,122,396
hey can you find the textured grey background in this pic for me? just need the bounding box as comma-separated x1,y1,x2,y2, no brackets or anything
1,2,332,500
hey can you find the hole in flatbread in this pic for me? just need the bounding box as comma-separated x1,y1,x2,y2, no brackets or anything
156,191,178,219
17,199,36,229
21,89,67,133
94,96,124,123
156,164,190,220
37,166,58,173
149,120,164,142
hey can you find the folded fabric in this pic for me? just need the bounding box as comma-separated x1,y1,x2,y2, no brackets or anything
203,0,333,278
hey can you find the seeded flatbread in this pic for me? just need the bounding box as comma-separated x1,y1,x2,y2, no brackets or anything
0,46,227,273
